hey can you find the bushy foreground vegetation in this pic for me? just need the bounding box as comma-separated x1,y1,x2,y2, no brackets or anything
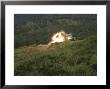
14,35,97,76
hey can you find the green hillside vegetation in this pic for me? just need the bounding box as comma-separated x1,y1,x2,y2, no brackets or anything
14,14,97,48
14,14,97,76
14,35,97,76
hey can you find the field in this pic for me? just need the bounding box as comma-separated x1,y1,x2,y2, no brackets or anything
14,14,97,76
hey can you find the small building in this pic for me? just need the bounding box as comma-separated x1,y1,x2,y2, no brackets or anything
48,31,73,46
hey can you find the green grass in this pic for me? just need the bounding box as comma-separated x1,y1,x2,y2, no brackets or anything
14,35,97,76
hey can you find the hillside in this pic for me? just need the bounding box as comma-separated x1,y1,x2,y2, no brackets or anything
14,14,97,48
14,35,97,76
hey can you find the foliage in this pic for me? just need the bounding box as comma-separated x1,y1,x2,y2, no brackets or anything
14,35,97,76
14,14,97,48
14,14,97,76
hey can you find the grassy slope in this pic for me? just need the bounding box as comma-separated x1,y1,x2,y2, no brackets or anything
14,35,97,76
